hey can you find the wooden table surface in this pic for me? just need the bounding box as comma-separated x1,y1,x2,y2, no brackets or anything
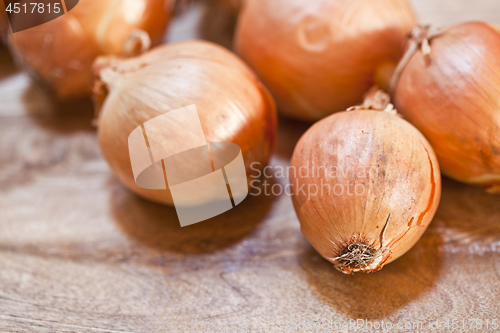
1,1,499,332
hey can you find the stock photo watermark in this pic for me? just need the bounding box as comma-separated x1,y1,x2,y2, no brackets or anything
128,105,248,227
288,317,499,332
248,162,378,199
2,0,80,33
125,104,377,227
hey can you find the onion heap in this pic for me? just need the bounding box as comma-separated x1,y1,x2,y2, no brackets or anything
290,89,441,273
235,0,417,121
392,22,500,193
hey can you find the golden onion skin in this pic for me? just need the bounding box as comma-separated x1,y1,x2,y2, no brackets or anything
290,110,441,273
95,41,277,206
393,22,500,192
7,0,170,99
234,0,417,121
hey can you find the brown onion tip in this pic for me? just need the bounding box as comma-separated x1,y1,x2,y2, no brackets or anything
389,25,444,94
330,213,392,274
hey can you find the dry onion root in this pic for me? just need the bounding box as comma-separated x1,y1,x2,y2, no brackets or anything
6,0,171,99
290,89,441,274
234,0,417,121
94,40,277,206
392,22,500,193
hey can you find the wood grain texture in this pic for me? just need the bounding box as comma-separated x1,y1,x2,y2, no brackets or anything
1,1,500,332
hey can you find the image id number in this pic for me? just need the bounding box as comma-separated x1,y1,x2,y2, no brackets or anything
6,2,61,14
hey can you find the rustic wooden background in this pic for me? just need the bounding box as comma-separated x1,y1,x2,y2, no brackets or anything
1,1,499,332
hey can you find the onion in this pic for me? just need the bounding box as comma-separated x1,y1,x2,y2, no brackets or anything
7,0,171,99
290,89,441,273
392,22,500,193
234,0,417,121
94,40,277,206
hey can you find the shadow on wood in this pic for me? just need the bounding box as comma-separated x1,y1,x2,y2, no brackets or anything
0,47,19,78
299,176,500,319
110,176,278,254
2,44,94,133
20,84,95,134
1,47,94,134
274,117,311,160
300,225,443,319
435,176,500,243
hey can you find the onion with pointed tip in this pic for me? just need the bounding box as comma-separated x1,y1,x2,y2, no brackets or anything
7,0,171,99
234,0,417,121
94,40,277,205
392,22,500,193
290,90,441,273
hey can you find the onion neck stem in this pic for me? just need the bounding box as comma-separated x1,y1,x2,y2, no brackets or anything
389,25,444,94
